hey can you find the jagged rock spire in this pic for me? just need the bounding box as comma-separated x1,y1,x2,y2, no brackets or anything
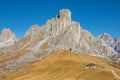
57,9,71,21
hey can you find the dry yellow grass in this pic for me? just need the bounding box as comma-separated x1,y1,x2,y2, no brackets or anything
0,50,120,80
0,56,4,61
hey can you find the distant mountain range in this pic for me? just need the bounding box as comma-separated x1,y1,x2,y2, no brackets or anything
0,9,120,78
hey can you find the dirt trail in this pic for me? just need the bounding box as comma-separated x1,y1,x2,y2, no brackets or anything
111,70,120,78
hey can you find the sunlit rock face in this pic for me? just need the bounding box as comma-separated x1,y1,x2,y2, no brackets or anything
0,9,119,77
98,33,120,65
0,28,18,48
99,33,120,54
114,38,120,53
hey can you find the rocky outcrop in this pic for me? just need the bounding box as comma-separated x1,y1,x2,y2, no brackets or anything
98,33,120,65
114,38,120,53
99,33,120,54
0,9,119,77
0,28,18,48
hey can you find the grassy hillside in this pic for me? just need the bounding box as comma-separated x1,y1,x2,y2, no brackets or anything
0,50,120,80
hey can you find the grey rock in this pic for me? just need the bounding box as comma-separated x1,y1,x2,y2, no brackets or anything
0,9,119,76
0,28,18,48
99,33,120,54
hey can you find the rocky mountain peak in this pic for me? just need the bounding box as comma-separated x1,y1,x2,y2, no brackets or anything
0,28,17,40
0,28,18,48
1,28,12,38
99,33,120,54
57,9,71,21
98,33,114,45
99,33,112,40
0,9,120,77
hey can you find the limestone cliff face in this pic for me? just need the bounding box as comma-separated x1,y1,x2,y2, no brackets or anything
114,38,120,53
98,33,120,65
0,28,18,48
99,33,120,54
0,9,119,76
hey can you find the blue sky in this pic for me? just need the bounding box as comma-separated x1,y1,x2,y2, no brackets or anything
0,0,120,39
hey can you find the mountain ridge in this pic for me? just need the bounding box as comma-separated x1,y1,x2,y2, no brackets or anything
99,33,120,54
0,9,120,78
0,28,18,48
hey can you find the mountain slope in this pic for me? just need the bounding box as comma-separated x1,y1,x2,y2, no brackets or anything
99,33,120,54
1,50,120,80
0,9,119,77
